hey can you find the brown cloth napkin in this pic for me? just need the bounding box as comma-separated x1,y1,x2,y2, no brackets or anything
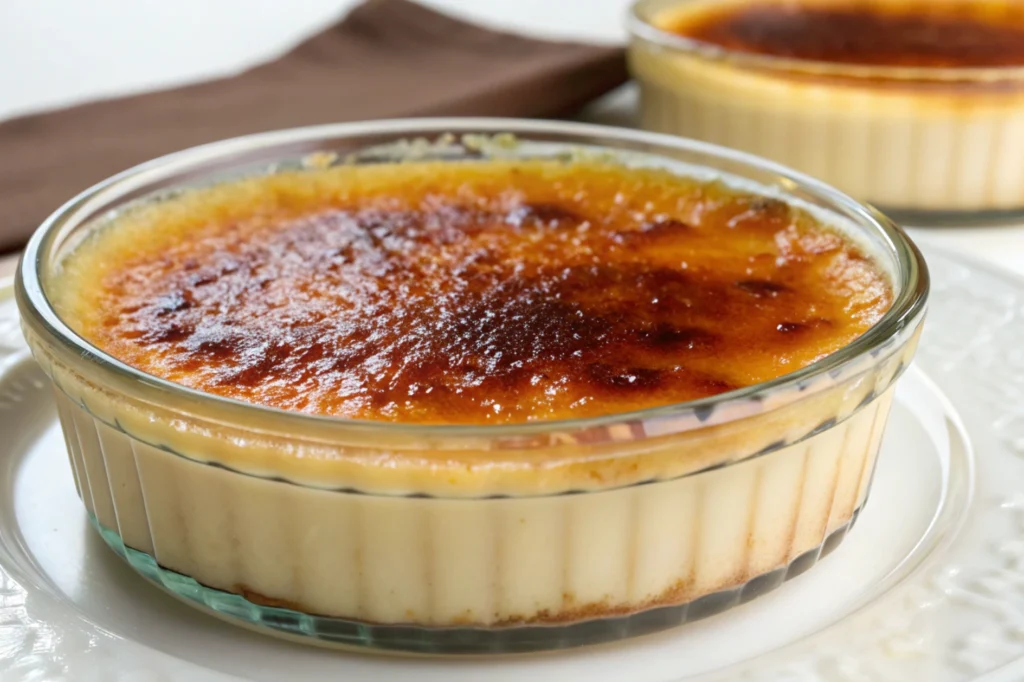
0,0,627,253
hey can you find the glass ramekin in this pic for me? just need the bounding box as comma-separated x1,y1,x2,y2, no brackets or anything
628,0,1024,221
15,119,928,654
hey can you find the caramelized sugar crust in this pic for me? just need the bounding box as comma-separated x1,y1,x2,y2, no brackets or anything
662,0,1024,68
54,161,891,424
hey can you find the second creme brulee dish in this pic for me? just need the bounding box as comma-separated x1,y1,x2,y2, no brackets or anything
629,0,1024,216
15,121,928,654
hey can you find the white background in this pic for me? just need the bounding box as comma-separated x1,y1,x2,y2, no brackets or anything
2,0,1022,277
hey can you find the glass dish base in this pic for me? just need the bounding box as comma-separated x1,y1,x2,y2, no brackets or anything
90,512,861,655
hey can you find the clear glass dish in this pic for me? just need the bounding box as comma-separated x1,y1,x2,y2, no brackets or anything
628,0,1024,221
14,119,928,654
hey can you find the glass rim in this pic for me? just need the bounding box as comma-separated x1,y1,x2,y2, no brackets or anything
628,0,1024,83
16,117,929,441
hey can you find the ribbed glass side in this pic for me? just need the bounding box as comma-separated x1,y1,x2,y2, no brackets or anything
632,59,1024,215
54,386,894,652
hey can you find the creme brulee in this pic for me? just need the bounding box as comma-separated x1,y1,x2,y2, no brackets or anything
18,133,925,651
630,0,1024,214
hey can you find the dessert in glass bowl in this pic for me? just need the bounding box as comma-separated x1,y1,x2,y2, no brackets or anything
15,120,928,654
629,0,1024,219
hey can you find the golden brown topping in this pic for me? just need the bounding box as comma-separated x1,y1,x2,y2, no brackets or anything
53,160,891,424
661,0,1024,68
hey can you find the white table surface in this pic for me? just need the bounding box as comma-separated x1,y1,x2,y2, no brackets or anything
2,0,1023,280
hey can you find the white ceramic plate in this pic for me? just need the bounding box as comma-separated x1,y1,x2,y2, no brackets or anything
0,243,1022,681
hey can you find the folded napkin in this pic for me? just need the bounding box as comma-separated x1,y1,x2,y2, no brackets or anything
0,0,627,253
